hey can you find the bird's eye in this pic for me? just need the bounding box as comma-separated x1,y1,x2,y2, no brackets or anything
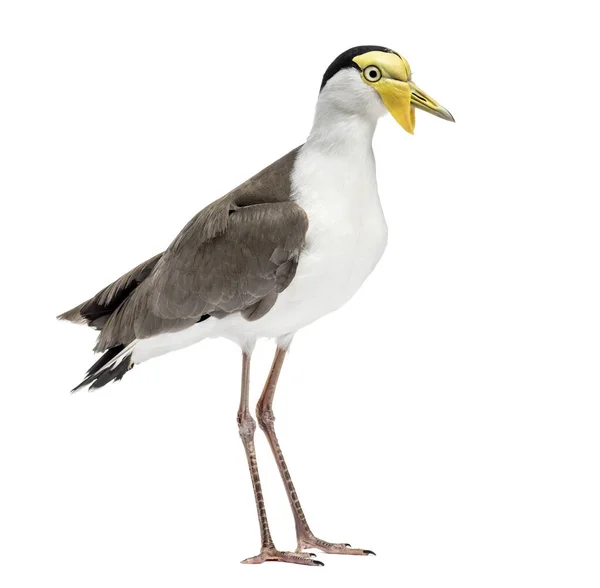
364,65,382,82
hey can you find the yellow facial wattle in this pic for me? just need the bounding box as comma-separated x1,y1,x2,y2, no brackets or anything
352,50,454,134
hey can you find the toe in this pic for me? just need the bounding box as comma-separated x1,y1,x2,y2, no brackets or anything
242,549,325,566
297,535,376,556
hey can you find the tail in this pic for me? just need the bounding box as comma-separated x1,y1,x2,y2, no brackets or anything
72,343,135,392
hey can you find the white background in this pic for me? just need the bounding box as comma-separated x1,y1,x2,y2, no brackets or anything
1,1,599,586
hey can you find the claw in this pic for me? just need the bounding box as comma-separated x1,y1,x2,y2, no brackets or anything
364,549,376,556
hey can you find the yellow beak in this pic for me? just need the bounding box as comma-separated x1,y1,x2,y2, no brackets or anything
409,82,454,123
376,78,453,134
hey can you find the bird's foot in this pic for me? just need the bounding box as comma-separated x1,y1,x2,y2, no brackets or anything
297,533,375,556
241,547,324,566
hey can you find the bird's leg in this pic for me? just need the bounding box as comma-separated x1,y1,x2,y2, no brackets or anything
237,352,323,567
256,347,375,557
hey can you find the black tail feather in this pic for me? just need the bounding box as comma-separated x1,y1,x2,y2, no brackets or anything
85,344,124,376
72,346,133,392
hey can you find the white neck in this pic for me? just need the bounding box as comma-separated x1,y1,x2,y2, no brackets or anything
293,74,389,222
307,97,378,154
305,68,386,155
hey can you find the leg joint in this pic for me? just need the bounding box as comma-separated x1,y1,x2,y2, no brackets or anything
237,412,256,441
256,405,275,431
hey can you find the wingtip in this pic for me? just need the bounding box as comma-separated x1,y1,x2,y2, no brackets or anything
56,305,87,324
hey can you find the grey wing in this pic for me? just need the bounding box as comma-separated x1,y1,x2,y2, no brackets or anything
96,201,308,350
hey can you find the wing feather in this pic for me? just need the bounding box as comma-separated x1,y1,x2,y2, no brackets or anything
96,200,308,350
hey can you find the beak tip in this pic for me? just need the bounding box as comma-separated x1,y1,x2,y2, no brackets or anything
441,108,455,123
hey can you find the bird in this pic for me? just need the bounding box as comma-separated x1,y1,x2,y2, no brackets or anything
58,45,453,566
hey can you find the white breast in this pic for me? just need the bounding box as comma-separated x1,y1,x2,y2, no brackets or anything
243,140,388,338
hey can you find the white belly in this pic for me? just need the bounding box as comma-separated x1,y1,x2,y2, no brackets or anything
133,143,388,363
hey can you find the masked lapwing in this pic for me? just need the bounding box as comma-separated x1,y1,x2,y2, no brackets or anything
59,45,454,566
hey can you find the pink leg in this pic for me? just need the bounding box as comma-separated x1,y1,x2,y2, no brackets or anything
237,352,323,566
256,348,375,557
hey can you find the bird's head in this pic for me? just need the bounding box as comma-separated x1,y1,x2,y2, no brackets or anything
320,45,454,134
